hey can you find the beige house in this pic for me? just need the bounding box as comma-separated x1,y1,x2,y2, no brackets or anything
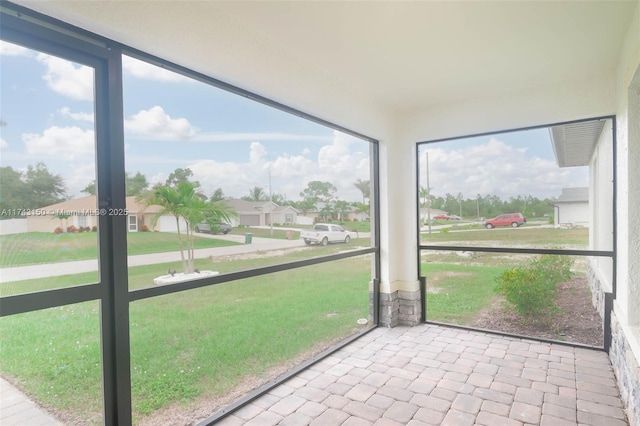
225,199,299,227
27,195,163,233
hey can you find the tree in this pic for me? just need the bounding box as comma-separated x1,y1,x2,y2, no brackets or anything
22,162,67,208
126,172,149,196
354,179,370,204
300,181,337,204
319,204,334,222
293,199,316,216
209,188,225,202
81,181,96,195
242,186,268,202
145,183,191,273
144,180,236,274
334,200,350,221
0,166,26,214
82,171,149,196
165,168,200,189
271,193,287,205
352,202,369,221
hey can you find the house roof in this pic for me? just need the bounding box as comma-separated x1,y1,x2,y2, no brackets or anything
226,199,299,214
555,187,589,203
40,195,163,213
550,120,607,168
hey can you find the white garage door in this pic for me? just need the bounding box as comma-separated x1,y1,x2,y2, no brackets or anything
157,215,188,233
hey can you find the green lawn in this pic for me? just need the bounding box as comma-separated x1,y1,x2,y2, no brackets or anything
423,263,506,324
0,251,371,424
0,232,239,267
421,226,589,247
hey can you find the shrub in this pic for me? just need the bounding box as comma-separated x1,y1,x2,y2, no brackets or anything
54,227,63,234
78,226,85,233
67,225,79,233
495,254,573,323
91,226,98,232
141,224,150,232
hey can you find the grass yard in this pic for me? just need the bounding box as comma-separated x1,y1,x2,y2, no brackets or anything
0,232,239,267
0,253,371,424
421,226,589,247
423,263,507,324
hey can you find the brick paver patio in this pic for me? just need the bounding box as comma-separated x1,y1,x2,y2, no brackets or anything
217,323,628,425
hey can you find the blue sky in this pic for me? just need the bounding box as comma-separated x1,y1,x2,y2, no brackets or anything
1,40,587,204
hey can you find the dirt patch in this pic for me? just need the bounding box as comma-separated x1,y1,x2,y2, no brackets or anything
472,275,603,347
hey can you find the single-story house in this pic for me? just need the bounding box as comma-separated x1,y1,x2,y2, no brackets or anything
224,199,299,227
27,195,164,233
550,187,590,228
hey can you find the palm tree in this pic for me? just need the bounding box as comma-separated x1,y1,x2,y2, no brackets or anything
182,197,236,273
243,186,267,202
352,202,369,221
354,179,370,204
334,200,350,221
146,180,238,274
145,183,190,273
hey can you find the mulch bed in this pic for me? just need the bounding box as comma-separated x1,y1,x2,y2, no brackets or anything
472,275,604,347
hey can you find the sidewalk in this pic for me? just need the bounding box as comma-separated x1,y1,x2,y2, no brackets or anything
0,236,304,283
0,377,62,425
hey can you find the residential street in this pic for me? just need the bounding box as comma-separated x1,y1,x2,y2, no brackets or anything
0,234,305,283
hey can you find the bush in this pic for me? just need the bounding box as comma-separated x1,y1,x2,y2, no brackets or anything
54,227,63,234
495,254,573,323
141,224,150,232
67,225,79,233
91,226,98,232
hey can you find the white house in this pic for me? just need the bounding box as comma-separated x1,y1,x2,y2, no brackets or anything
551,187,590,228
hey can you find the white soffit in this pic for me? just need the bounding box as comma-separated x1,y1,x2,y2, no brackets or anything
11,1,639,114
550,120,607,168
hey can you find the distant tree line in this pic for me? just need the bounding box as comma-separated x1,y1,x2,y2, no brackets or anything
420,187,554,219
0,163,66,217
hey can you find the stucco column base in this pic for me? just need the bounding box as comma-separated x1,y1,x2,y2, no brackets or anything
376,280,422,327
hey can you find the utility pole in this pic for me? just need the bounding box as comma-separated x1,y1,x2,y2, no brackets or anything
269,166,273,236
426,152,431,235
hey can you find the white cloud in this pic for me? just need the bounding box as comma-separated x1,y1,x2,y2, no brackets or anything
59,107,94,123
23,126,95,160
0,40,32,57
66,162,96,198
125,106,197,140
419,137,588,199
249,141,267,164
187,132,370,201
0,137,8,150
37,53,94,101
192,132,331,143
122,55,190,82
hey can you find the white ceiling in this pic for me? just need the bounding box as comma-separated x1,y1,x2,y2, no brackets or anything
12,1,638,115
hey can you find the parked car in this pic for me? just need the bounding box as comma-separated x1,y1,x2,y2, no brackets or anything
300,223,351,245
195,222,231,234
483,213,527,229
450,215,461,220
433,214,451,220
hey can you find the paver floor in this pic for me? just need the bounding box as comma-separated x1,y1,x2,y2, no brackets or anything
217,324,628,426
0,323,629,425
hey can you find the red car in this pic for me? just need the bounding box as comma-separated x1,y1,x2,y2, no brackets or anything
483,213,527,229
433,214,451,220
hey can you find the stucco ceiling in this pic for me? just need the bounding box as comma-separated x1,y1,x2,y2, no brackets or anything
10,1,638,115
